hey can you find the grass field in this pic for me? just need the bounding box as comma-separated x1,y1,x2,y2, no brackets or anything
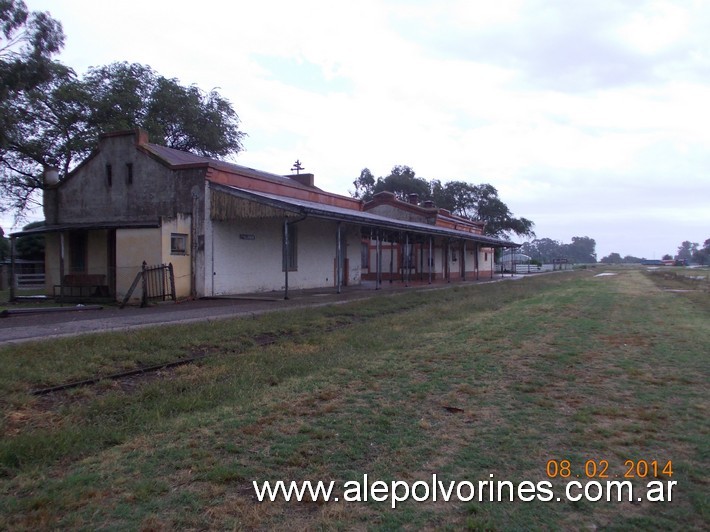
0,269,707,530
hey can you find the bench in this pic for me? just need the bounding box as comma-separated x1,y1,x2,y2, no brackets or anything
54,274,110,299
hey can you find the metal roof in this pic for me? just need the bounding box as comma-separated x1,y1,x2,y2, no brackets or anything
211,183,520,248
142,143,322,193
11,185,520,249
9,221,160,237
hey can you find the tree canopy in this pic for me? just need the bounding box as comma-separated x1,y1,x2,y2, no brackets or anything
695,239,710,265
676,241,698,263
601,238,710,265
0,0,64,97
351,165,535,239
674,238,710,265
81,63,245,158
599,253,647,264
13,219,43,259
0,227,9,261
1,5,246,220
520,236,597,264
1,60,247,219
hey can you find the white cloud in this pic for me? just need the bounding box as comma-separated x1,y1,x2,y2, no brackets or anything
619,1,689,54
3,0,708,260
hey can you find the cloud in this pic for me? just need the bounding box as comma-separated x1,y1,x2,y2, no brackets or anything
388,0,708,91
6,0,708,260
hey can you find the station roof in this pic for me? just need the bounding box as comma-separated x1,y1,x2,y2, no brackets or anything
211,183,520,248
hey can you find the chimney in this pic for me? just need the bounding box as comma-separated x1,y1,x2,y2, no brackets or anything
423,200,435,208
407,193,419,205
287,173,315,187
135,128,149,145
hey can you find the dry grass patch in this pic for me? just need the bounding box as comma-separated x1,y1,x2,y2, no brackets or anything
0,270,707,530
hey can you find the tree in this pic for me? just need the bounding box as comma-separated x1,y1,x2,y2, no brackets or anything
662,254,673,261
82,63,245,158
351,168,375,200
521,236,597,264
1,0,65,161
352,167,535,239
0,226,9,261
432,180,477,217
600,252,622,264
465,183,534,238
0,0,64,96
14,220,44,259
1,61,247,219
564,236,597,263
372,165,431,201
1,62,88,214
520,238,565,263
691,238,709,265
675,241,698,263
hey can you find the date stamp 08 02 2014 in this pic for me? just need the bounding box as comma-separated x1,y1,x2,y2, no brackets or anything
546,459,674,480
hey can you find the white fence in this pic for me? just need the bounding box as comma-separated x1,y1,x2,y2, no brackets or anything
14,273,46,289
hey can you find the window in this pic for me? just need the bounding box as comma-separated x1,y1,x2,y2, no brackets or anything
282,224,297,271
126,163,133,184
106,164,112,186
171,233,188,255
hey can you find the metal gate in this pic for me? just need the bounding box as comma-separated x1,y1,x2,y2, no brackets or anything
120,262,176,308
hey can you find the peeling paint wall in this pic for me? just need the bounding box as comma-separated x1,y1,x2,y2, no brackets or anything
210,218,361,295
115,228,161,302
160,214,192,299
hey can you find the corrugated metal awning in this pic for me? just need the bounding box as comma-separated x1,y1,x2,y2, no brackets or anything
209,183,520,248
9,221,160,237
210,189,302,220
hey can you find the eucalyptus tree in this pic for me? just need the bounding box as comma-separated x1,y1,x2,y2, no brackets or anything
352,166,535,239
1,61,247,219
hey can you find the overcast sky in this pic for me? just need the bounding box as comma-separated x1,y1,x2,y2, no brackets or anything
7,0,710,259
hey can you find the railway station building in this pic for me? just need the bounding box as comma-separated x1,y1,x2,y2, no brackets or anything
12,129,518,303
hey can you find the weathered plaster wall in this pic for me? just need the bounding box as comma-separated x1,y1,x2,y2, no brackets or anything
344,227,362,286
44,234,59,293
42,230,108,292
87,230,108,275
210,217,361,295
115,228,161,302
160,214,192,299
45,132,205,225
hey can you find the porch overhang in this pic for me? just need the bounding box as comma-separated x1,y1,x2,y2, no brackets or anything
9,221,161,237
209,182,520,249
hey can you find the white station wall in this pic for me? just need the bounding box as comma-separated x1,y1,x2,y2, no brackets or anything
211,217,360,295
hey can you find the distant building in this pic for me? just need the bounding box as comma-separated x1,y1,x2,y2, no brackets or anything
499,251,533,271
361,191,502,283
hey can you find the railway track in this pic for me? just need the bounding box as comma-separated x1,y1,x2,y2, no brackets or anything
29,319,356,396
27,292,432,397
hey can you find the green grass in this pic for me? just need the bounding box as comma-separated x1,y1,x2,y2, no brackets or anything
0,270,707,529
0,287,49,309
